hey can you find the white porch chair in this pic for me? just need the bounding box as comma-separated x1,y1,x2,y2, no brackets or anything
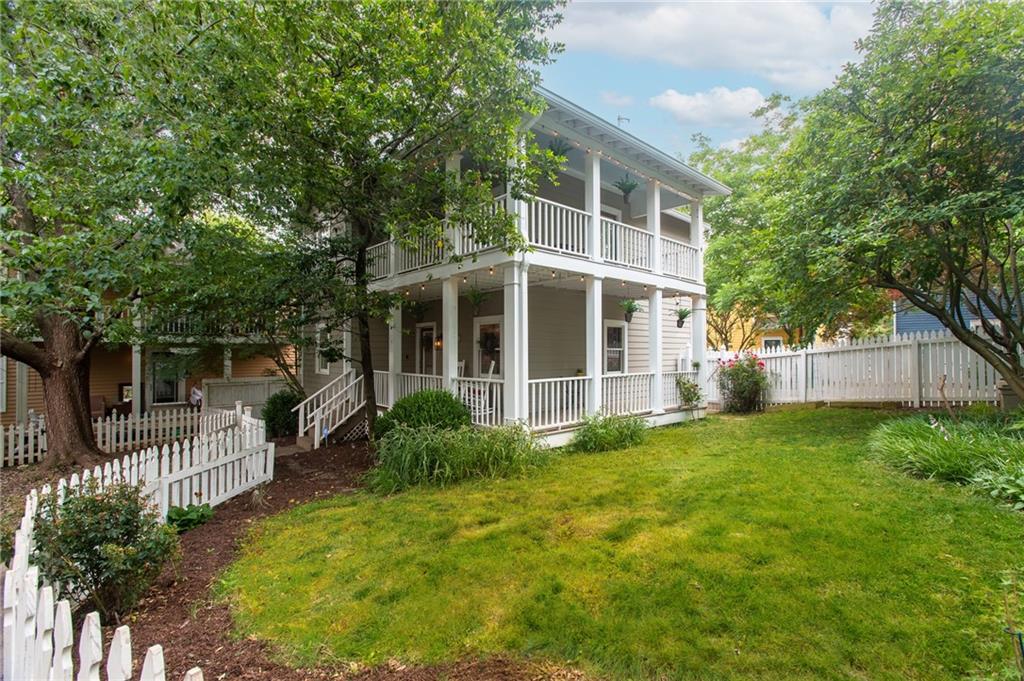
462,361,496,423
457,360,465,377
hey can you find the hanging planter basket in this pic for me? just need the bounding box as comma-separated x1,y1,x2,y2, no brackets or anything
624,311,634,323
676,318,686,328
675,308,691,329
620,299,641,324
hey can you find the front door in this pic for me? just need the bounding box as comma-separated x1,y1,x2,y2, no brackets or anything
604,321,627,374
416,322,437,375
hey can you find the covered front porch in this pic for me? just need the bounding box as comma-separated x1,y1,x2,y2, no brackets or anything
369,262,706,432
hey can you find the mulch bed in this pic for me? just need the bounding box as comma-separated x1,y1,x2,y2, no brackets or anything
120,442,584,681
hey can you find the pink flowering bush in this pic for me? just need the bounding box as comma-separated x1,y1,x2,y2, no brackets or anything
717,352,770,413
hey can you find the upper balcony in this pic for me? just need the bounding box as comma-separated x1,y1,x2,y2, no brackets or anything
367,89,728,291
367,193,700,284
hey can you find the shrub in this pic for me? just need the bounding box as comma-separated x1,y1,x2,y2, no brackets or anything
262,389,303,438
167,503,213,533
869,415,1024,483
32,482,179,621
374,389,471,440
716,353,769,413
366,424,544,493
675,376,702,408
569,413,647,453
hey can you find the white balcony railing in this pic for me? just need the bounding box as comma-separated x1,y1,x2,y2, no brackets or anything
528,376,590,429
368,241,391,280
602,372,654,415
526,197,590,257
602,218,653,271
367,197,700,283
661,237,699,281
454,376,504,426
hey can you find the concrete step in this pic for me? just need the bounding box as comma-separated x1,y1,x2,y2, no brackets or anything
295,434,315,451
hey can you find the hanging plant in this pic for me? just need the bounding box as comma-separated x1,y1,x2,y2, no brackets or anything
404,299,427,321
465,286,488,315
613,174,639,205
675,307,692,328
547,138,573,166
620,299,643,323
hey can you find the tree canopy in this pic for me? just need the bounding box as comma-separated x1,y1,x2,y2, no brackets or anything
773,0,1024,395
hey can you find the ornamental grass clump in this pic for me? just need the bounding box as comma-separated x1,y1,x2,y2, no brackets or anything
717,353,770,413
366,424,545,494
31,482,179,622
569,413,647,453
869,415,1024,484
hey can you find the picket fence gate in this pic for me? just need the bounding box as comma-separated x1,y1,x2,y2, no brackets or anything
1,406,241,468
1,415,275,681
704,330,1002,408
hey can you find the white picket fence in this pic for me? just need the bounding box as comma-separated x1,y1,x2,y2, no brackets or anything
2,414,274,681
705,330,1002,408
1,406,238,468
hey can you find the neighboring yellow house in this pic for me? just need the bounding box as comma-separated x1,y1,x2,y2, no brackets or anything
711,316,800,352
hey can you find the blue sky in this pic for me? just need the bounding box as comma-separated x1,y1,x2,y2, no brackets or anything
540,1,875,159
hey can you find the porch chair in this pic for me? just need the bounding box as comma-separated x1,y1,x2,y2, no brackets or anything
457,360,465,377
462,361,496,423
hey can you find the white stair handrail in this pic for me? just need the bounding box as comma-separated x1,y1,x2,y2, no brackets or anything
292,369,354,436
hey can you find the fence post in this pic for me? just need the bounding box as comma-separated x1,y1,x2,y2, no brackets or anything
798,348,809,403
234,400,244,427
910,336,922,408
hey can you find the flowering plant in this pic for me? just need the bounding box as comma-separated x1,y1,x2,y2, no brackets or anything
717,352,769,413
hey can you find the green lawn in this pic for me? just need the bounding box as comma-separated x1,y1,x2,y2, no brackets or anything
220,410,1024,679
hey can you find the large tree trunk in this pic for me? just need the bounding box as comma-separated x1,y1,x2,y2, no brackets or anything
351,218,378,446
2,316,105,469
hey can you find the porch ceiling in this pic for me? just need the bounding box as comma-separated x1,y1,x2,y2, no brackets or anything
395,264,698,303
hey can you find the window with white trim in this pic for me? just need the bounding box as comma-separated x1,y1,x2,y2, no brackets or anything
604,320,628,374
762,336,784,351
315,325,331,375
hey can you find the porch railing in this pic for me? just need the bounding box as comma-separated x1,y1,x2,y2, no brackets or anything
661,237,699,281
368,241,391,280
528,376,590,430
603,372,654,415
373,370,391,408
526,197,590,257
454,377,504,427
662,370,698,409
602,218,653,271
395,372,444,402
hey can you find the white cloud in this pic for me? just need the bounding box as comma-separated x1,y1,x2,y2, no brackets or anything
549,2,873,91
650,86,765,127
600,90,634,107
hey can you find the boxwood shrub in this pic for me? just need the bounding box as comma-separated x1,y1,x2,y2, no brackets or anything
373,389,471,439
262,389,303,438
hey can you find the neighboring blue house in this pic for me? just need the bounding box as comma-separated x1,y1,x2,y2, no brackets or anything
892,296,1000,335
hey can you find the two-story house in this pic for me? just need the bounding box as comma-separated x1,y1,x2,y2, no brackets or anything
294,88,730,447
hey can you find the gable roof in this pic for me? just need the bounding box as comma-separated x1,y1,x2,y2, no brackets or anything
535,87,731,200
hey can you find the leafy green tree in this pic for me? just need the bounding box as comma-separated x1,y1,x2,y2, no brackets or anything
216,1,563,436
1,1,241,466
776,0,1024,396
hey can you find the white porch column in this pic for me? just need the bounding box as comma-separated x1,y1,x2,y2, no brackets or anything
649,287,664,413
388,303,403,404
131,344,143,418
15,361,28,424
690,197,704,281
441,275,460,391
222,347,233,380
445,153,463,256
502,263,528,422
692,295,708,397
647,179,662,275
586,275,604,414
585,151,602,262
518,262,530,417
